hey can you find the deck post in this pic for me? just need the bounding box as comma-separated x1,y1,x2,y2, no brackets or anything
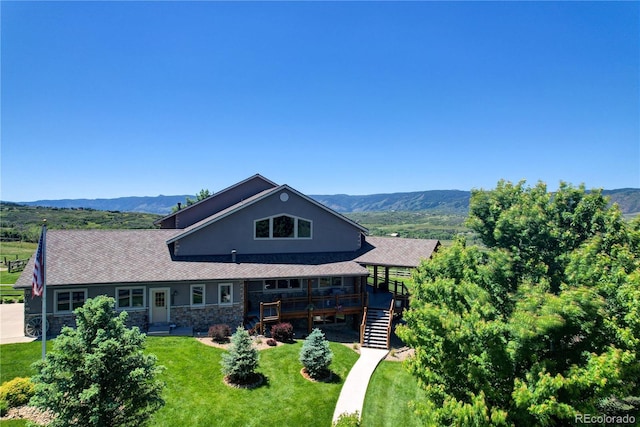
373,265,378,293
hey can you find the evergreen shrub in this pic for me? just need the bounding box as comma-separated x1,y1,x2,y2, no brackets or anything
220,326,260,384
0,377,34,408
299,328,333,379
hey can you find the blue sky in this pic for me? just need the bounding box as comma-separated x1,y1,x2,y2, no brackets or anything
1,1,638,202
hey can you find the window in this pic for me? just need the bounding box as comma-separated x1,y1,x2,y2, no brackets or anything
191,284,205,307
219,283,233,305
255,219,270,238
116,287,145,310
55,289,87,313
273,215,295,238
298,219,311,238
254,215,312,239
264,278,301,291
319,277,343,288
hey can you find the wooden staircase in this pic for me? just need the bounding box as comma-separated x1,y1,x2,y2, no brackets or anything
360,300,394,349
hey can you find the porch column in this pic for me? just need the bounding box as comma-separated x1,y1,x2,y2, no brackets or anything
307,279,313,333
373,265,378,293
385,266,390,292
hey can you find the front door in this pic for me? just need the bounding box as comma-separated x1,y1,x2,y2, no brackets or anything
150,289,169,324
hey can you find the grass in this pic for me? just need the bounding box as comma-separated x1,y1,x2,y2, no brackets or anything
0,242,37,286
0,337,360,427
0,286,23,300
361,360,426,426
0,420,27,426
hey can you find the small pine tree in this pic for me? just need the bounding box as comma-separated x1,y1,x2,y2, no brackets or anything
220,326,259,384
30,295,165,427
299,328,333,379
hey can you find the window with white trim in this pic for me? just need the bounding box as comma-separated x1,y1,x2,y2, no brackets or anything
116,287,145,310
191,284,205,307
55,289,88,314
254,215,312,239
219,283,233,305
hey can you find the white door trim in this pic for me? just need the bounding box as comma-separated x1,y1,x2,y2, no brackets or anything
149,288,171,324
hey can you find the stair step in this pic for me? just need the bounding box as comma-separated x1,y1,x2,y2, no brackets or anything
362,307,392,349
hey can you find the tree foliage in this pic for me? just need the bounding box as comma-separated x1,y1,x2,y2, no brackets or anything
30,296,165,427
397,180,640,426
172,189,212,213
220,326,259,383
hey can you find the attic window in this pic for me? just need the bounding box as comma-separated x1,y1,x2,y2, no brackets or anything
254,215,312,239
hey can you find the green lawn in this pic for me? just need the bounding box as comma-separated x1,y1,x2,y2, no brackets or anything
0,337,426,426
0,337,360,426
361,360,426,426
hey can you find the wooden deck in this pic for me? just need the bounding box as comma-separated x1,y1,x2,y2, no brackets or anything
255,293,365,333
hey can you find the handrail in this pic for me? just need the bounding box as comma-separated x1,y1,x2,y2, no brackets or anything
360,307,368,346
309,293,363,311
386,299,395,349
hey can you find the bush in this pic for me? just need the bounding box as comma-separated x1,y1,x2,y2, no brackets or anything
299,328,333,379
266,338,277,346
220,326,260,384
271,322,294,342
0,399,8,417
208,324,231,343
0,377,35,408
333,411,360,427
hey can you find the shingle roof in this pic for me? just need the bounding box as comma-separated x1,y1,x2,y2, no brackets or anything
355,236,440,268
14,230,438,288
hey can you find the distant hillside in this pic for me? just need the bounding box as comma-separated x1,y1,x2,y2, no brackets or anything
7,188,640,216
18,195,191,215
0,203,161,242
311,190,471,213
602,189,640,216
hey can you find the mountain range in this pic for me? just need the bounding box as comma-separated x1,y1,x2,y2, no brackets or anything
13,188,640,216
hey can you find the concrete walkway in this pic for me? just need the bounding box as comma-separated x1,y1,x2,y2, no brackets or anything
0,303,36,344
332,347,389,424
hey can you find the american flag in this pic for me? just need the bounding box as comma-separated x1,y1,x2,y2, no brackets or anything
31,227,45,297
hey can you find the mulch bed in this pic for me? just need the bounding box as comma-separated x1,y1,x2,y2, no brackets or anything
223,372,265,389
300,367,333,383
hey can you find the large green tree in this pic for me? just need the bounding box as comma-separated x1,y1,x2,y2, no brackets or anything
397,181,640,426
31,296,165,427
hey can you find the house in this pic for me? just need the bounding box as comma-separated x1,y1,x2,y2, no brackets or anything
15,174,439,345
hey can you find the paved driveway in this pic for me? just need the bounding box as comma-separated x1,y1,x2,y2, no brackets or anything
0,303,36,344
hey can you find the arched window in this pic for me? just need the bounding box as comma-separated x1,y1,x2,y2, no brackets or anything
254,215,313,239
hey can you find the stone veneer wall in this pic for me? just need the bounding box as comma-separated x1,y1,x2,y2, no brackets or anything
171,304,243,332
26,310,149,337
25,304,242,337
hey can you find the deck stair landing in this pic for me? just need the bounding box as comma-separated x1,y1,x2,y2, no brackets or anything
360,301,394,349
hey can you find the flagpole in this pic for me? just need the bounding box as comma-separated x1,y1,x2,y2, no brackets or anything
41,220,47,360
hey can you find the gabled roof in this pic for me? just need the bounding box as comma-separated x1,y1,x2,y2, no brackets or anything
166,183,368,244
153,174,278,226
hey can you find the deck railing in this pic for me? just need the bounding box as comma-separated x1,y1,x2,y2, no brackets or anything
259,301,281,334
